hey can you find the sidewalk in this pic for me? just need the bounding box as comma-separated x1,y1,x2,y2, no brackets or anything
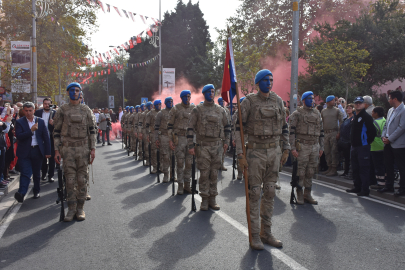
281,166,405,206
0,173,23,224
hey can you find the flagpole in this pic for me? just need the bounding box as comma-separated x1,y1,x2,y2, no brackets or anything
158,0,162,95
227,28,252,245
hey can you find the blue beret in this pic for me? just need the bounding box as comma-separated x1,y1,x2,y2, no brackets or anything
146,101,152,106
326,95,335,103
180,90,191,98
140,104,145,108
301,91,314,101
154,100,161,105
255,69,273,84
202,84,215,94
218,97,223,102
135,105,140,109
200,101,204,104
125,106,129,110
130,106,134,109
66,82,81,91
240,97,246,103
165,97,173,103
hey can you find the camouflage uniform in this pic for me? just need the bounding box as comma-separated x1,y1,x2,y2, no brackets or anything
289,106,324,204
321,105,343,175
127,112,135,153
188,101,231,209
121,111,128,146
232,110,247,180
125,111,132,148
53,103,96,221
168,102,195,194
154,107,172,182
131,111,140,154
235,91,290,247
139,108,150,164
146,108,159,173
220,106,231,171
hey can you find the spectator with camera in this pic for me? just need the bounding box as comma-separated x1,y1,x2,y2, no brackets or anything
34,98,56,183
99,108,112,146
380,90,405,196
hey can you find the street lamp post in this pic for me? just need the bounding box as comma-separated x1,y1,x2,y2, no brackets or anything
159,0,162,95
32,0,37,104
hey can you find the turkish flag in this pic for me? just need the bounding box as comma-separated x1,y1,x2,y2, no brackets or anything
101,70,104,75
137,35,142,43
129,39,134,49
113,65,116,72
147,28,153,37
108,69,110,75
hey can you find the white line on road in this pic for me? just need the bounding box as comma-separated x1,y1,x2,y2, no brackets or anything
279,172,405,211
194,196,308,270
0,186,33,240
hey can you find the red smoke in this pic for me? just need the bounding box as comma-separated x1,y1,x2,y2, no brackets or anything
152,77,206,105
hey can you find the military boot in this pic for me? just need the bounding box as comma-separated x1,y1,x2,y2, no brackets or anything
296,188,304,205
221,165,227,171
64,201,77,222
86,194,91,200
276,184,281,190
321,167,331,175
304,188,318,205
237,172,243,180
145,160,150,166
151,167,157,174
325,166,338,176
76,200,86,221
208,196,220,210
260,225,283,248
200,197,209,211
183,182,192,194
250,233,264,250
163,172,169,183
177,183,184,195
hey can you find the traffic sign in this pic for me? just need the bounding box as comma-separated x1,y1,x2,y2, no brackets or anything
141,97,148,104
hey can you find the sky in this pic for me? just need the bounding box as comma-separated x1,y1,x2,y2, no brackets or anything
88,0,241,54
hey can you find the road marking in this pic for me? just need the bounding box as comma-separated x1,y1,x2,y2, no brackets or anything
279,172,405,211
0,186,33,239
194,196,308,270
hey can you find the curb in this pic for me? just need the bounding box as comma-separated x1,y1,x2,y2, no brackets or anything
281,166,405,206
0,175,20,203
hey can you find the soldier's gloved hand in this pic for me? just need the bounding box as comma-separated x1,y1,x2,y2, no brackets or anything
232,140,236,147
291,149,299,158
237,154,248,171
280,149,290,165
319,150,323,158
169,140,176,151
156,140,160,148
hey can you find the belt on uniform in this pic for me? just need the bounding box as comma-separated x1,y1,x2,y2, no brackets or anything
324,129,337,134
31,145,38,148
198,141,221,147
299,139,317,145
63,141,87,147
176,130,187,136
246,142,277,149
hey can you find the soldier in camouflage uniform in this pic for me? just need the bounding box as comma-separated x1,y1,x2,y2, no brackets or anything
125,106,133,150
131,105,140,156
155,97,173,182
168,90,195,195
139,102,151,165
137,104,146,161
121,106,129,148
232,97,247,180
218,97,230,171
289,91,324,205
53,82,96,222
146,100,161,173
188,84,231,210
236,69,290,249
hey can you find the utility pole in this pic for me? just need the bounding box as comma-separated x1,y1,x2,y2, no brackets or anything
32,0,37,104
158,0,162,95
289,0,300,114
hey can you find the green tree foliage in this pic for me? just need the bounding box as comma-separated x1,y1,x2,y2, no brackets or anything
0,0,97,101
301,0,405,99
305,38,370,101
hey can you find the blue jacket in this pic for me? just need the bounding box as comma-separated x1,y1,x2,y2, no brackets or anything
15,116,51,158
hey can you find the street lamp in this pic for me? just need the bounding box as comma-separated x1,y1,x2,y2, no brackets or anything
114,47,126,109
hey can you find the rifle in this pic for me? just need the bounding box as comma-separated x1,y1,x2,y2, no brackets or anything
157,148,160,183
135,137,138,160
55,163,66,222
127,135,131,156
191,153,198,212
142,140,145,166
232,146,236,180
171,151,175,195
149,140,152,174
290,157,299,204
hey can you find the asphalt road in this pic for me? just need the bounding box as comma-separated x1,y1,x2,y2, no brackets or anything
0,140,404,270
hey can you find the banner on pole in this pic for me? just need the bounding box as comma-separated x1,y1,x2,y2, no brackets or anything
109,96,115,108
162,68,176,94
11,41,31,93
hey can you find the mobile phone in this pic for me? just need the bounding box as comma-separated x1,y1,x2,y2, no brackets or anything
10,108,14,115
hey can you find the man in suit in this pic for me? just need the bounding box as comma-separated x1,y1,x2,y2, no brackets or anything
14,102,51,202
34,98,56,182
379,90,405,196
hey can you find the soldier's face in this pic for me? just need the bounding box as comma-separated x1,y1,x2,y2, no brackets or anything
165,100,173,108
155,104,161,110
204,89,215,102
182,94,191,105
259,75,273,93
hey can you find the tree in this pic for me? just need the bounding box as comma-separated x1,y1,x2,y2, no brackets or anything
305,38,370,101
0,0,97,101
